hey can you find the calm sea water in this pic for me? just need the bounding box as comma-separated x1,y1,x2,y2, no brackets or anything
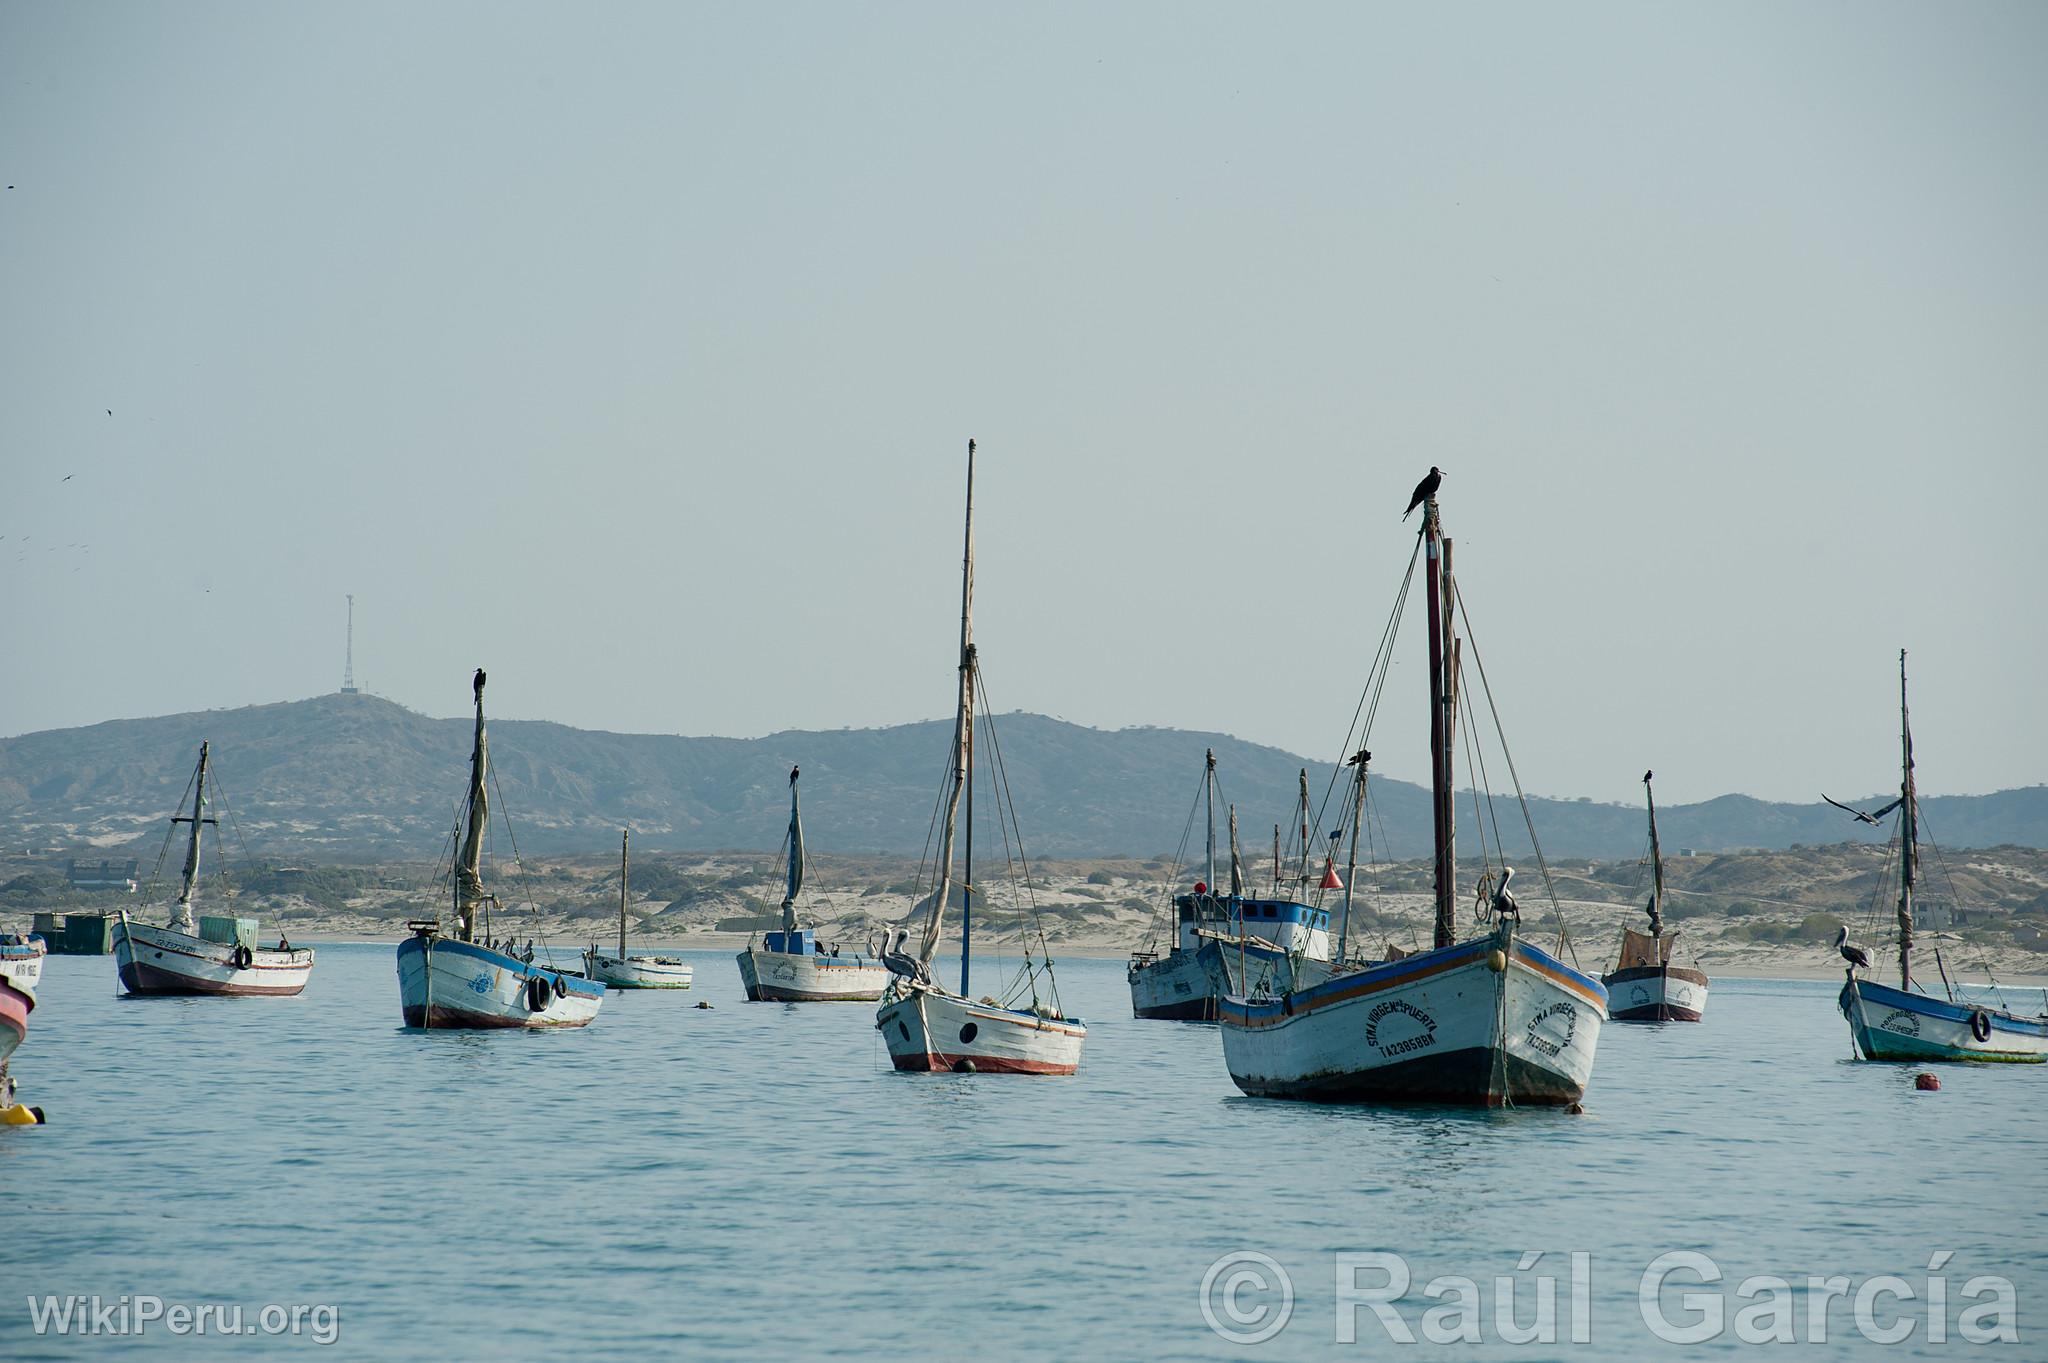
3,944,2042,1359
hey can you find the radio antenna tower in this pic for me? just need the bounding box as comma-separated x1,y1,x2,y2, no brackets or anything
340,594,360,695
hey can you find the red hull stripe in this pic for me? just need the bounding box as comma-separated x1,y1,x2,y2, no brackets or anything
119,959,307,997
889,1050,1077,1075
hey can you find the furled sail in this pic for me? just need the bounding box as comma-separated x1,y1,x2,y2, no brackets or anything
454,672,490,943
781,766,805,934
168,741,214,934
1616,928,1673,969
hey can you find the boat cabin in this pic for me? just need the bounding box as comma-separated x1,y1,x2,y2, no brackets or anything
1172,894,1331,959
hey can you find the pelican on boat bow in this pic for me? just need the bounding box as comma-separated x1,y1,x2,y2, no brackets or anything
875,441,1086,1074
1218,482,1606,1107
396,671,604,1029
1836,653,2047,1063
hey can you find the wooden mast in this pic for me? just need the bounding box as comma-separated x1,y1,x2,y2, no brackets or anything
919,439,976,990
618,830,629,959
1227,804,1244,897
1204,749,1217,895
168,741,216,933
1645,772,1665,942
1425,499,1458,949
1339,749,1369,962
1897,649,1916,991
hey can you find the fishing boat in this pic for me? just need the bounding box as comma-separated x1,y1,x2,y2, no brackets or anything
875,440,1087,1074
113,742,315,997
0,933,45,991
585,830,693,988
0,976,42,1124
1129,753,1332,1020
1837,652,2048,1062
737,766,890,1002
1601,771,1709,1022
396,671,605,1029
1219,480,1607,1107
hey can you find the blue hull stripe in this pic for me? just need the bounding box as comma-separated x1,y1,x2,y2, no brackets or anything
396,936,606,999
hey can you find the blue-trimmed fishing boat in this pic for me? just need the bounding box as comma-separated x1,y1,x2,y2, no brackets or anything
396,671,605,1029
1219,480,1607,1107
1836,652,2047,1062
737,767,890,1001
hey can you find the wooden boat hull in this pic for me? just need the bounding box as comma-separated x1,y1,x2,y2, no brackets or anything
1601,964,1709,1022
585,951,693,989
875,983,1086,1073
0,939,46,991
396,936,604,1028
1220,931,1607,1107
1839,977,2048,1063
114,918,314,997
737,948,890,1002
0,978,31,1067
1128,949,1218,1021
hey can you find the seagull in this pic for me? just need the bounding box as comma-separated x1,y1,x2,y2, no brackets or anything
1834,925,1871,972
1403,466,1444,520
1823,794,1903,826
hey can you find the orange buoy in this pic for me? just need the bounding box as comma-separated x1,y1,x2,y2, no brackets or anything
1914,1072,1940,1091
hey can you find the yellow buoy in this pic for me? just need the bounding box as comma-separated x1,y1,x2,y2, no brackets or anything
1,1102,43,1125
1487,950,1508,973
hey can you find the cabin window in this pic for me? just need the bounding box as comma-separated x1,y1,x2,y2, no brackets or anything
1177,905,1193,923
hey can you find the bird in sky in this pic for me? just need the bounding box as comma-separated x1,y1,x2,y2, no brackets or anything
1403,466,1444,520
1823,794,1903,826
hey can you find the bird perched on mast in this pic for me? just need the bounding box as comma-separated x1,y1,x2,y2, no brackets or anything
1403,466,1445,520
1834,925,1872,973
473,668,486,701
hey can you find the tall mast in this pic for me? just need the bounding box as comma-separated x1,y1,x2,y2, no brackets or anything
341,594,359,694
781,766,805,935
1295,770,1311,893
1339,749,1369,962
618,829,630,957
454,670,489,944
1897,649,1916,990
1272,824,1281,897
919,440,977,977
168,741,216,933
1645,772,1664,940
1227,804,1244,898
1204,749,1217,894
1425,499,1458,949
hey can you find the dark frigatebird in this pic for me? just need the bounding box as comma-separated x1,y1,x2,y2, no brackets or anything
789,764,800,786
1834,926,1872,972
473,668,487,700
1402,466,1444,520
1823,793,1904,826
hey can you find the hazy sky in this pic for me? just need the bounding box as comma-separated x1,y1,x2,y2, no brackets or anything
2,2,2042,807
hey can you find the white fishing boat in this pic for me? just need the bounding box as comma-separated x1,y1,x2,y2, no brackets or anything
1602,771,1709,1022
0,933,45,991
1837,652,2048,1062
1130,754,1333,1019
585,831,693,988
113,742,315,997
737,766,890,1002
875,440,1087,1074
1220,477,1607,1107
396,671,605,1029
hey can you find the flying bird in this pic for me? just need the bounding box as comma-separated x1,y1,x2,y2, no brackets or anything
1402,466,1444,520
105,409,112,416
61,475,71,482
1823,794,1903,826
1834,925,1871,972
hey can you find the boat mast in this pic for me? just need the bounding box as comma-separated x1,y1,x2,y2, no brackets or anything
918,440,977,983
1227,804,1244,898
1645,772,1664,941
781,766,805,935
168,741,216,933
618,830,630,957
1204,749,1217,894
1338,749,1369,961
1897,649,1916,991
1425,499,1458,949
454,671,489,944
1295,770,1311,893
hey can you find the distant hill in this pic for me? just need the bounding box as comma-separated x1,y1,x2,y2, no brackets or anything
0,693,2042,861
